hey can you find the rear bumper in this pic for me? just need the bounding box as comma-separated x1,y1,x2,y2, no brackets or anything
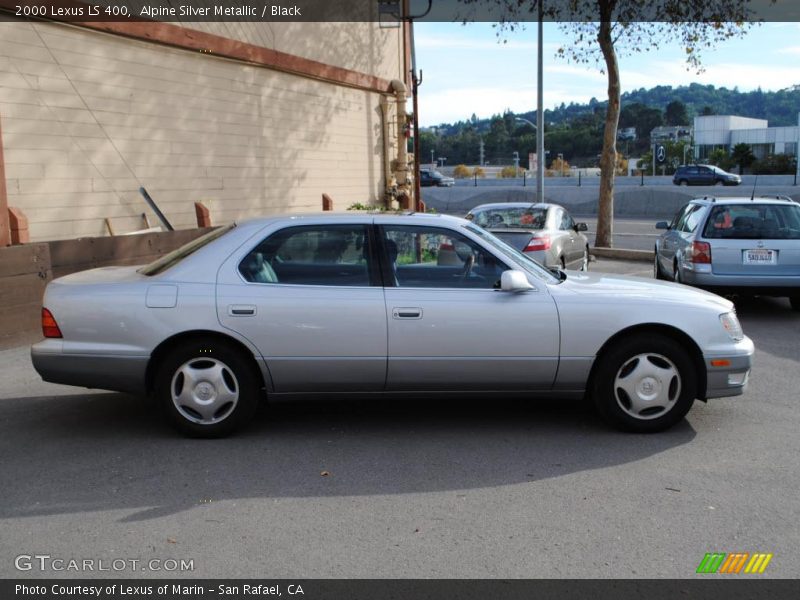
681,268,800,296
31,340,148,395
703,336,754,400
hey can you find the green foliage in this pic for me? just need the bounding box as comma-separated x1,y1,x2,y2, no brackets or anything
731,143,756,174
751,154,797,175
347,202,373,211
665,100,689,126
707,148,735,172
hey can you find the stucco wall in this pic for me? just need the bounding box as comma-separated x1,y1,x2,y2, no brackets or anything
0,20,402,241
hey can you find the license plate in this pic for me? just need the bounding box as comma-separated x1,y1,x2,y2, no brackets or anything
743,249,777,265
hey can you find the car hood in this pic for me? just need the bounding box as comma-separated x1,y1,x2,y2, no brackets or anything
556,270,734,311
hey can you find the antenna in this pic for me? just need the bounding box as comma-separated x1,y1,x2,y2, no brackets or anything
750,175,758,201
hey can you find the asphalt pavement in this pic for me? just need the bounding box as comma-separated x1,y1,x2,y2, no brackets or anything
1,259,798,579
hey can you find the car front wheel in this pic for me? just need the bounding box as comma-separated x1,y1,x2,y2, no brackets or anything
592,334,697,432
654,251,667,280
155,340,260,437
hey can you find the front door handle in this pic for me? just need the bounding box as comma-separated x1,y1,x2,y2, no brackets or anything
392,307,422,319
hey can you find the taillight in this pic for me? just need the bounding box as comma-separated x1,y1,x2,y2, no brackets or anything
688,241,712,264
41,308,62,338
524,234,551,252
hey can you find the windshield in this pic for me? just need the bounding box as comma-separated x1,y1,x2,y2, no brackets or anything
138,224,235,276
464,223,560,284
702,204,800,240
470,207,547,230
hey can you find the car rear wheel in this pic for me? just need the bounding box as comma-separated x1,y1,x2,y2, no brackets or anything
592,334,696,433
155,340,260,438
673,261,682,283
679,179,688,186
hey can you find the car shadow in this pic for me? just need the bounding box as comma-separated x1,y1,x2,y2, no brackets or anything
0,392,696,522
731,295,800,363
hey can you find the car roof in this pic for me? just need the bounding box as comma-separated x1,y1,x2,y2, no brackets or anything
469,202,555,212
688,196,799,206
234,210,461,227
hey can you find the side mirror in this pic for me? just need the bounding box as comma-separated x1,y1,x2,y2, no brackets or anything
655,221,670,230
574,222,588,232
500,270,534,293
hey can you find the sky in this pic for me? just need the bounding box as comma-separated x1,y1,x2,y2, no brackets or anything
414,22,800,126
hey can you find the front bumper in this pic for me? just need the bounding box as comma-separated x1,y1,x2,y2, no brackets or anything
31,340,149,395
703,336,754,399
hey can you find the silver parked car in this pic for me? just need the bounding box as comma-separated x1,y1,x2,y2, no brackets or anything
655,196,800,310
466,202,590,270
32,213,752,437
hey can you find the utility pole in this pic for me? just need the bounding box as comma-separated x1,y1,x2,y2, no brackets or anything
536,2,544,203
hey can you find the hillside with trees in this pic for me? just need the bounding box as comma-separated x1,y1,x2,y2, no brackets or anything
420,84,800,170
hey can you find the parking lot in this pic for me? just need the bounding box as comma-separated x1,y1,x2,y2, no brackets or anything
1,258,798,579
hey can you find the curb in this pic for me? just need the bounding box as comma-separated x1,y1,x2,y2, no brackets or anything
591,247,653,262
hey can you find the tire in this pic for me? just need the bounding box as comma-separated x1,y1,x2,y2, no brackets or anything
155,339,261,438
654,251,667,280
790,296,800,312
580,247,589,271
560,256,566,270
591,334,697,433
714,179,724,186
673,261,682,284
679,180,688,187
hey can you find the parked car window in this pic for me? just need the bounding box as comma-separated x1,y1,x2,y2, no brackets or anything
382,225,508,289
702,204,800,240
676,204,704,233
669,204,690,229
470,206,548,229
560,212,575,231
240,225,372,286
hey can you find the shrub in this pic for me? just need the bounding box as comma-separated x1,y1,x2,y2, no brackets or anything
497,166,519,178
453,164,471,179
472,166,486,178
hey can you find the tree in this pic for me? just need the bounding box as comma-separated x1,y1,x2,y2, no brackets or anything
665,100,689,126
465,0,753,247
731,143,755,174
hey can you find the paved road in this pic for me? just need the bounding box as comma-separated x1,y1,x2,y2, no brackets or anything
583,217,662,252
1,260,798,579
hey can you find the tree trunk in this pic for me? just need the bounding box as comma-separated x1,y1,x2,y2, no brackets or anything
596,17,620,248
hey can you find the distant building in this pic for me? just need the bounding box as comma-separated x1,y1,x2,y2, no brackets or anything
650,125,692,142
694,115,800,161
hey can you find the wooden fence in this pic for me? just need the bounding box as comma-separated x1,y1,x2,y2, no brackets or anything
0,228,211,349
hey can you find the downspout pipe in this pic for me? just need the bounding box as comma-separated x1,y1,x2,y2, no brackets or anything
391,79,410,205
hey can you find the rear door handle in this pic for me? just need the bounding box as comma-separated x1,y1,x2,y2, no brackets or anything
228,304,256,316
392,307,422,319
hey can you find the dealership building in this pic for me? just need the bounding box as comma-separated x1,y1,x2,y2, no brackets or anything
693,114,800,161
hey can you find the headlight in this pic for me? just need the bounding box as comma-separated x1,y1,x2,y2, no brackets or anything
720,312,743,341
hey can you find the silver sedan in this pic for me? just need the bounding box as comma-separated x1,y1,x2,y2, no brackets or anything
466,202,590,270
32,213,753,437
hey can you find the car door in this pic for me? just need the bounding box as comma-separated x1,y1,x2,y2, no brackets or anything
697,166,714,185
216,221,388,392
377,222,560,391
659,203,692,272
